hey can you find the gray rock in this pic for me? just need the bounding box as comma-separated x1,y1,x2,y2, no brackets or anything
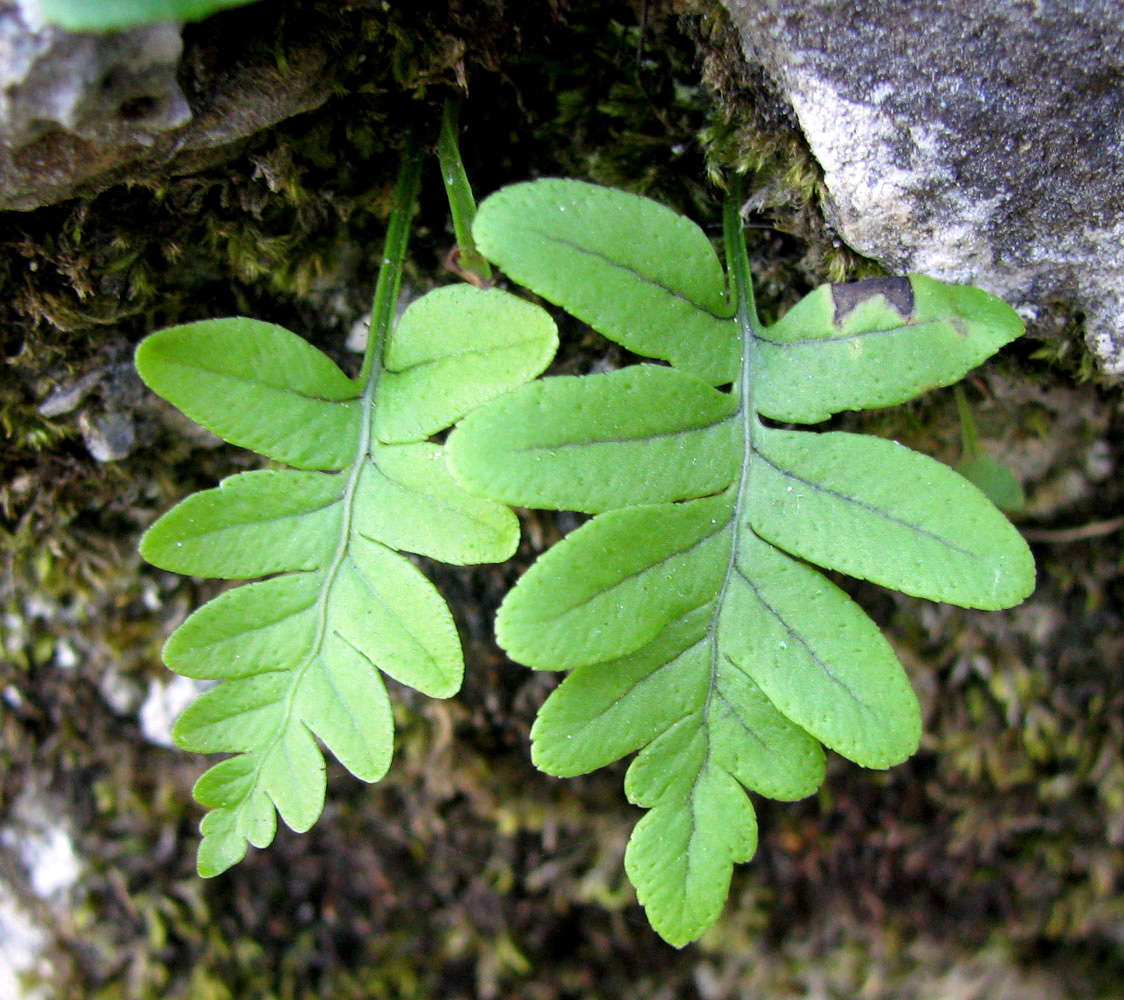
36,366,102,417
0,0,330,210
0,782,83,1000
721,0,1124,375
0,1,190,205
39,357,151,461
79,409,136,462
139,674,214,749
2,2,190,148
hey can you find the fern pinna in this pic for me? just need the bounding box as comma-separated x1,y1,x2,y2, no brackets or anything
448,178,1035,945
135,140,556,875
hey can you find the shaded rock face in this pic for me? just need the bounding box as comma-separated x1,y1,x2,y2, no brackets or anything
0,0,330,210
721,0,1124,374
0,5,190,146
0,2,189,206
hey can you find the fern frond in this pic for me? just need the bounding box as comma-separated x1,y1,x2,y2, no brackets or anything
38,0,258,32
448,178,1034,945
136,153,557,874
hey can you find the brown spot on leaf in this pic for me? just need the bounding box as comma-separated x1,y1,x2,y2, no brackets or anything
832,277,915,325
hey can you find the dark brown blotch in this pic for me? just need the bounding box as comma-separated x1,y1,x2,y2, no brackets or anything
831,277,915,325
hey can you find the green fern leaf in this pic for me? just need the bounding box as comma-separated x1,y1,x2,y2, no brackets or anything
37,0,261,32
137,282,556,875
448,178,1035,945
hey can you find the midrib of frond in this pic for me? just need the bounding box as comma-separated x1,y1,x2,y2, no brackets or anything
230,366,379,820
695,186,763,838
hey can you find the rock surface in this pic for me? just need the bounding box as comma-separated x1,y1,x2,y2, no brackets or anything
0,0,330,210
0,784,82,1000
721,0,1124,374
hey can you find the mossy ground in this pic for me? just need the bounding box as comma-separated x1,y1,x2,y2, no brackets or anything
2,1,1123,996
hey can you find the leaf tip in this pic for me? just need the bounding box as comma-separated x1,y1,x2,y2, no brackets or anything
195,822,250,878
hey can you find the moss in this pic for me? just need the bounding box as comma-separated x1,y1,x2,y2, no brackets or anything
3,1,1124,997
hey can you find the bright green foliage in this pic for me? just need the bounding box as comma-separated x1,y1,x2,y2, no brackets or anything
38,0,259,31
957,454,1026,512
448,178,1035,946
954,385,1026,512
137,286,556,876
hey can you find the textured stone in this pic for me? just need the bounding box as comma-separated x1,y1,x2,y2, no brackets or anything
39,357,151,461
721,0,1124,374
78,410,136,461
0,0,330,210
0,784,82,1000
1,3,190,144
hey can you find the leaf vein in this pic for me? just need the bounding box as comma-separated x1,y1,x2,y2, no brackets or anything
553,517,729,617
510,410,738,453
755,321,930,348
558,631,710,748
713,666,772,752
323,633,378,736
752,448,975,556
526,228,732,322
349,538,442,667
159,361,358,404
729,565,869,708
366,457,502,535
385,341,539,374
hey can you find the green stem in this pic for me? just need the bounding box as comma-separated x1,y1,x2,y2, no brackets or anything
236,132,426,849
437,94,492,282
722,174,760,328
722,173,761,411
954,384,980,460
701,175,763,781
359,125,425,388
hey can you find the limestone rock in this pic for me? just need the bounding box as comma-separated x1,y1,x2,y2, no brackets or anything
0,0,329,210
721,0,1124,374
38,356,152,462
0,783,83,1000
1,3,191,144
